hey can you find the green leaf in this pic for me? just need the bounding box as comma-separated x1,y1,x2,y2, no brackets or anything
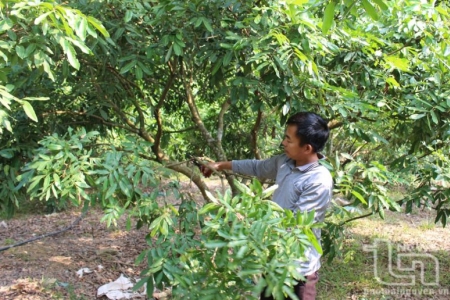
35,11,52,25
135,66,143,80
351,190,367,205
227,239,247,247
205,190,220,204
124,10,133,23
372,0,388,10
25,44,36,57
146,276,154,298
16,45,27,59
76,18,88,41
120,60,137,74
47,144,63,151
0,149,14,159
202,18,213,32
211,58,222,75
165,45,173,62
43,175,51,190
119,178,131,197
261,184,279,199
305,228,322,254
67,38,91,54
53,174,61,189
0,18,14,32
410,114,425,120
430,110,438,124
22,101,38,122
87,16,110,37
198,202,219,215
27,176,44,193
204,240,228,248
378,206,385,219
223,51,233,66
322,1,336,34
105,182,117,199
362,0,379,20
61,39,80,70
173,43,182,56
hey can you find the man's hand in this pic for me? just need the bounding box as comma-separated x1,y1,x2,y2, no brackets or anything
199,161,232,178
200,162,218,178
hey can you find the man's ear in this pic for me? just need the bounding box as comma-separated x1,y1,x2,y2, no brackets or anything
305,144,314,153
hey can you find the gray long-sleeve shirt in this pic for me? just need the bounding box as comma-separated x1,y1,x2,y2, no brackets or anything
232,154,333,275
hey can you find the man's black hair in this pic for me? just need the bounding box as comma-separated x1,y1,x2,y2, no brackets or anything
286,112,329,153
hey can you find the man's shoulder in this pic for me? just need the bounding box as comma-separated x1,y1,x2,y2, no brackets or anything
305,164,333,185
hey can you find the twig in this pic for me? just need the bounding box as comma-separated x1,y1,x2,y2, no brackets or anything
339,211,374,226
0,211,87,252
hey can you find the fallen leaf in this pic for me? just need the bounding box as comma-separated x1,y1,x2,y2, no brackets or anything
76,268,93,278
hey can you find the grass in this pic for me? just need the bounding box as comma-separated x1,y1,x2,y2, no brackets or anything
3,238,15,245
317,209,450,300
418,218,436,231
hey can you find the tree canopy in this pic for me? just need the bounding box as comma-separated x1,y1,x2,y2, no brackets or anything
1,0,450,298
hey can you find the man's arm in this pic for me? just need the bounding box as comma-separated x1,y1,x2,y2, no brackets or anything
200,155,284,179
200,161,232,178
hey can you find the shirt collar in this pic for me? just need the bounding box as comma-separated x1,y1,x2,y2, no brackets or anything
292,153,326,172
297,161,320,172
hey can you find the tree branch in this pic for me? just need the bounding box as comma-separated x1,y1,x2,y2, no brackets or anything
216,99,231,155
153,61,177,161
44,110,140,134
181,62,218,155
339,211,374,226
180,61,237,195
251,110,263,160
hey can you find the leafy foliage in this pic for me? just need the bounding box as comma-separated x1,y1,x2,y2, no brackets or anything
136,180,320,300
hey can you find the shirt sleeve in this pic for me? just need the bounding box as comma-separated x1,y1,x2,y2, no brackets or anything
231,155,285,180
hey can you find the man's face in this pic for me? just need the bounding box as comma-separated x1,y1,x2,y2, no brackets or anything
281,124,310,163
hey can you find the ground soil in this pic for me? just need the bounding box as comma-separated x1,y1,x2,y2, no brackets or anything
0,179,219,300
0,207,149,299
1,179,449,300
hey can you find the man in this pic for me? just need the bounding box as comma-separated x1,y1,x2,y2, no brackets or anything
200,112,333,300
